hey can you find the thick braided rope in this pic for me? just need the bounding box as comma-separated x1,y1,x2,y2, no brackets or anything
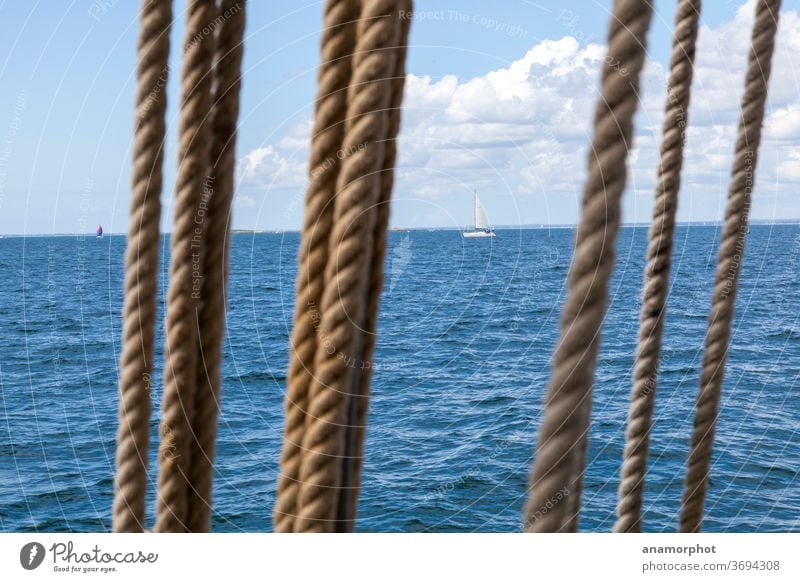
614,0,701,534
274,0,360,533
347,0,412,518
560,2,656,534
523,0,653,533
680,0,781,533
294,0,399,532
113,0,172,533
184,0,247,533
155,0,217,533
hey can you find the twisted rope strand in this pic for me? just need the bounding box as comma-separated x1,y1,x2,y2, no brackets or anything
155,0,217,533
614,0,701,534
113,0,172,533
680,0,781,533
295,0,400,532
273,0,360,533
524,0,653,533
185,0,247,533
347,0,412,519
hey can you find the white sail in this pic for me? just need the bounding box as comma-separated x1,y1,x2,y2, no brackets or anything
463,190,496,237
474,193,489,230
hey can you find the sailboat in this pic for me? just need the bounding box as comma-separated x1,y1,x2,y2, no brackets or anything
96,225,103,238
462,191,495,238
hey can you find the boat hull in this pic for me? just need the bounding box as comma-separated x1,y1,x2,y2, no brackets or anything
462,230,496,238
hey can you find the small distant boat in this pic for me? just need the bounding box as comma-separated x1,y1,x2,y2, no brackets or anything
462,191,495,238
96,225,104,238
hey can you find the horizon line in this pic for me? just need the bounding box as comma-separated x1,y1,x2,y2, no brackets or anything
3,220,800,238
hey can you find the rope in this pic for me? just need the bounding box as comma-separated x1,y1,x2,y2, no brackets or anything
347,0,412,518
155,0,218,533
294,0,401,532
274,0,360,533
185,0,247,533
113,0,172,533
680,0,781,533
614,0,701,534
523,0,653,533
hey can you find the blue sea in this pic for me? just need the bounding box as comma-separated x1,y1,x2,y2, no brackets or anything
0,225,798,532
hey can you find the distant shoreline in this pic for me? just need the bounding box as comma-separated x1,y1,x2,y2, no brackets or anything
3,220,800,238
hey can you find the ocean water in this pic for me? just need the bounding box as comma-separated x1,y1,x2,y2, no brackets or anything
0,225,798,533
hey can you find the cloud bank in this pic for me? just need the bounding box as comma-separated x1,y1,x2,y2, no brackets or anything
236,1,800,229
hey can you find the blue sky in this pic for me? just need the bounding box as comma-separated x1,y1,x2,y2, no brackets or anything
0,1,798,234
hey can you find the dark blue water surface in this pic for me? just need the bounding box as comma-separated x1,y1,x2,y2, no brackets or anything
0,225,798,532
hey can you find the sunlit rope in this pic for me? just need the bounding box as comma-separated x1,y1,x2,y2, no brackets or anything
524,0,654,533
615,0,701,534
155,0,218,533
293,0,408,533
274,0,360,533
113,0,172,534
185,0,247,533
680,0,781,533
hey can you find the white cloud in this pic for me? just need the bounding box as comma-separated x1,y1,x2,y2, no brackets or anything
776,148,800,182
391,32,666,215
236,145,305,189
237,1,800,226
766,105,800,140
